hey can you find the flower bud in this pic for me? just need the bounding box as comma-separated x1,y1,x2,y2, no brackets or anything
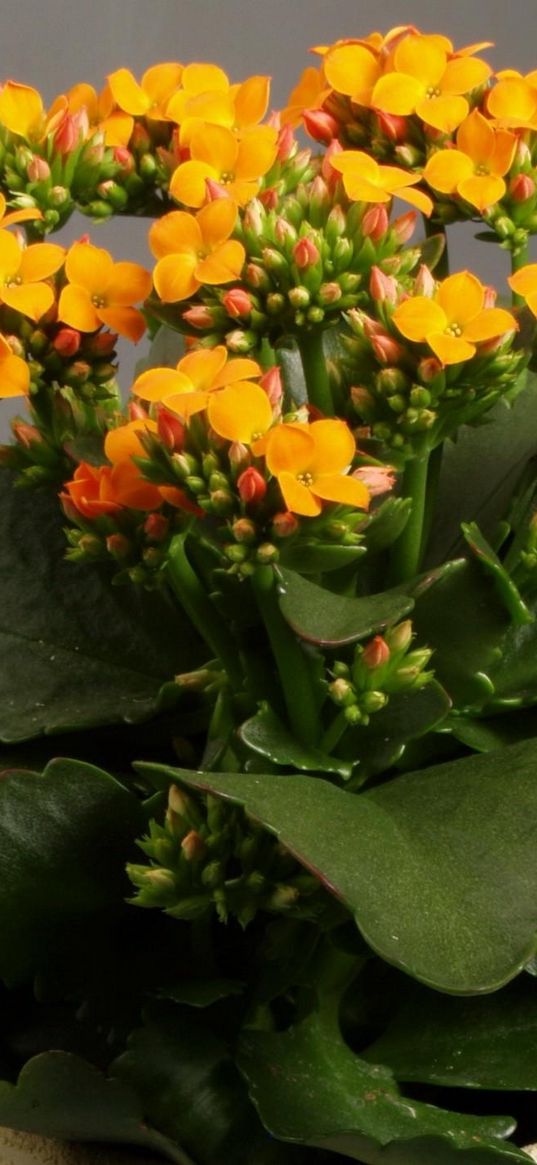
157,407,185,452
144,513,169,542
277,122,295,160
509,173,536,203
350,385,375,414
53,327,81,357
303,107,339,143
369,266,398,304
48,185,69,207
275,216,296,245
376,109,408,142
329,677,356,706
205,177,229,201
27,155,51,182
385,619,413,652
106,533,131,559
245,262,271,291
12,421,42,448
181,829,206,861
318,281,342,306
292,236,320,269
237,466,267,504
271,511,299,538
418,356,443,383
260,365,283,406
53,113,80,155
353,465,396,496
232,517,257,543
113,146,135,173
228,441,250,472
414,264,436,298
182,305,215,329
222,288,253,319
226,328,256,353
515,139,532,167
362,635,391,669
370,333,405,364
391,210,417,244
256,541,279,564
362,205,389,242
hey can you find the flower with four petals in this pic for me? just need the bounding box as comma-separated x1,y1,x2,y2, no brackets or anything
393,271,517,365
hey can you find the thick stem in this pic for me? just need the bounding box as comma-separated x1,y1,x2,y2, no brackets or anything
511,239,530,305
297,329,334,415
389,454,430,584
320,709,349,755
420,441,443,564
167,533,243,689
251,565,320,746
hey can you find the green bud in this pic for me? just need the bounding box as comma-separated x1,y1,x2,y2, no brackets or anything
329,677,356,706
256,542,279,564
266,292,286,314
344,704,363,725
288,286,311,308
210,489,235,515
202,452,220,477
333,237,353,272
332,661,350,679
185,475,207,495
266,884,300,911
225,543,250,563
307,305,325,323
209,471,229,491
201,861,224,889
360,690,388,714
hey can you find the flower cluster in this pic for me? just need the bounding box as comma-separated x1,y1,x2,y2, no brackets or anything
328,620,433,727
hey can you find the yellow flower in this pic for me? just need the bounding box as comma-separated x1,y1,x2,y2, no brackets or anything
393,270,517,365
423,110,516,212
487,70,537,129
166,64,271,145
0,333,31,397
149,200,245,302
131,345,261,420
329,150,433,215
322,43,383,106
169,122,278,208
372,33,491,133
0,230,64,320
52,82,134,148
207,380,273,444
265,419,369,517
281,66,330,127
508,264,537,315
58,241,152,341
107,63,183,120
0,81,45,139
104,417,158,463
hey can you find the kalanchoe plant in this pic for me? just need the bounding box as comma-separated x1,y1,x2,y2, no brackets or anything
5,27,537,1165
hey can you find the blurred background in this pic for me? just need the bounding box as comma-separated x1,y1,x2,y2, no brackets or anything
1,0,535,434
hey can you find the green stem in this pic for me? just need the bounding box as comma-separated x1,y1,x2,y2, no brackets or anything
251,565,320,746
389,453,430,584
167,533,243,689
297,329,334,415
511,238,530,306
420,441,443,563
320,709,349,755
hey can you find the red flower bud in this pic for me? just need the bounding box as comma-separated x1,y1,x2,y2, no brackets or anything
275,216,296,245
303,107,338,144
277,122,295,160
222,288,253,319
260,365,283,407
509,173,536,203
370,333,406,364
53,327,81,357
259,186,279,209
483,284,497,309
362,204,389,242
418,356,443,383
413,264,436,297
205,177,229,201
113,146,135,173
85,330,118,357
129,401,150,421
237,466,267,504
271,511,299,538
157,407,185,451
131,123,151,153
182,305,215,329
391,210,417,244
292,236,320,269
321,139,343,183
54,111,85,155
144,512,169,542
106,533,131,559
362,635,391,668
369,265,398,304
375,109,408,142
27,155,51,182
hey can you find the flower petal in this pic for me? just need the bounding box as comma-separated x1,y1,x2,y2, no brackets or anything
440,56,491,96
196,239,245,284
508,264,537,297
1,282,55,321
178,345,228,391
181,63,229,96
328,150,379,180
489,129,517,176
487,78,537,125
456,109,494,163
308,419,356,475
212,356,261,388
0,81,43,137
105,419,157,463
104,261,152,306
149,211,202,258
19,242,65,283
235,126,278,180
0,230,23,282
107,68,149,115
190,123,237,171
416,94,469,132
277,470,321,516
58,284,100,331
208,381,273,442
141,63,183,106
234,75,270,126
100,112,134,148
457,173,505,211
313,472,369,509
132,367,193,403
463,306,517,342
165,389,209,419
110,460,162,511
398,186,434,215
393,35,446,86
169,160,218,208
65,241,113,295
197,198,238,246
393,296,447,342
436,271,484,325
265,423,315,476
372,72,424,116
427,332,475,364
97,306,146,342
0,352,30,397
153,252,200,302
424,148,474,194
323,44,381,103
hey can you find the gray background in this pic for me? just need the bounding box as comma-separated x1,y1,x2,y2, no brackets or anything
1,0,535,436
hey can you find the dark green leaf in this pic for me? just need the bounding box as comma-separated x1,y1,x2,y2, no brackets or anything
278,568,414,647
160,979,245,1008
239,703,353,779
144,737,537,993
462,522,532,625
278,542,367,574
340,682,451,778
276,340,307,408
363,974,537,1091
0,758,144,985
238,1012,527,1164
0,469,202,741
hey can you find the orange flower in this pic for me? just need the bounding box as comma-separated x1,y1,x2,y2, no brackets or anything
0,230,64,320
265,419,369,517
393,270,517,365
423,110,516,212
58,241,152,341
107,63,183,120
104,417,158,464
329,150,433,215
207,380,274,445
0,333,31,397
149,200,245,302
166,64,271,144
372,33,491,133
169,122,278,208
50,81,134,148
322,43,383,106
487,70,537,129
508,264,537,315
62,458,162,517
281,66,329,127
131,345,261,419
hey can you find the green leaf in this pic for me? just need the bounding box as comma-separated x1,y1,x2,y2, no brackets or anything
134,322,186,378
239,703,353,779
144,737,537,993
0,469,202,741
339,682,451,778
0,758,144,985
277,568,414,647
0,1051,187,1163
363,974,537,1091
238,1012,528,1164
160,979,245,1008
276,340,307,408
462,522,533,625
278,542,367,574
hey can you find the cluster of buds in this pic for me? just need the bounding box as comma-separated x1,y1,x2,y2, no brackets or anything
62,488,184,589
328,620,433,726
174,172,421,352
345,266,526,457
128,783,329,926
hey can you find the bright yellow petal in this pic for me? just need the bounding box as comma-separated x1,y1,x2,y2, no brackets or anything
398,186,433,215
427,332,475,364
339,175,391,203
313,473,369,509
196,239,245,284
456,109,494,163
393,296,447,343
105,419,157,464
1,207,43,227
97,306,146,342
149,210,202,259
207,381,273,442
178,345,228,391
308,419,356,475
487,78,537,125
489,129,517,176
153,252,200,302
435,271,484,326
277,471,321,516
228,178,260,205
190,123,237,172
265,423,315,476
1,282,54,321
107,68,149,115
65,241,113,295
457,173,506,211
463,306,517,342
100,112,134,148
104,262,152,306
141,63,183,105
394,35,446,86
323,44,381,103
416,94,468,132
197,198,237,247
132,367,193,402
508,264,537,297
66,82,99,118
0,81,43,138
234,75,270,126
165,389,209,419
0,229,23,282
169,160,218,208
58,284,100,331
440,56,491,96
328,150,379,180
0,352,30,397
235,126,278,180
212,357,261,388
424,149,474,194
372,72,424,115
181,63,229,96
18,242,65,283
